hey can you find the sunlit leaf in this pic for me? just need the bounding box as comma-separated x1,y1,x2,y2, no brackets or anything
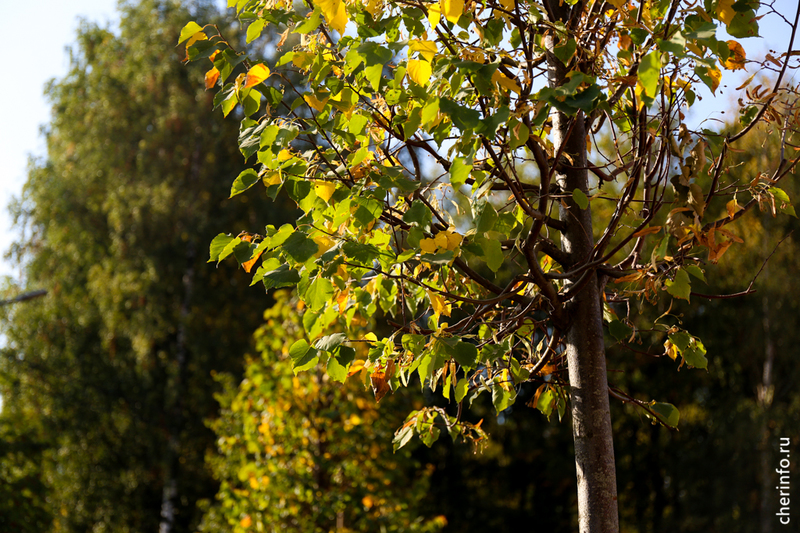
315,0,348,34
638,51,661,98
407,59,432,86
650,402,680,427
244,64,271,88
665,268,691,302
178,21,203,44
426,289,451,318
724,40,746,70
205,67,220,89
440,0,464,24
315,181,336,202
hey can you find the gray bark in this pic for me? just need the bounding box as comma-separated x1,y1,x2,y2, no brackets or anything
545,2,619,529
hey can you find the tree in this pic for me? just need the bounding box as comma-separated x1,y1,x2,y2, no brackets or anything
183,0,800,530
199,291,444,533
0,1,294,531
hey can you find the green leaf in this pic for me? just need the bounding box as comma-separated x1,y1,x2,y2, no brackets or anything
282,231,318,263
509,119,530,151
402,334,426,356
246,19,266,43
726,8,759,38
665,268,691,301
554,38,577,65
393,424,415,452
208,233,235,263
326,352,348,382
178,21,203,44
230,169,260,198
261,264,301,289
306,277,334,311
475,236,503,273
639,51,661,98
535,387,555,417
419,424,440,447
450,157,471,188
288,339,319,373
572,188,589,210
475,202,498,234
315,333,348,352
684,264,706,282
403,201,432,227
682,338,708,369
455,377,469,403
608,319,632,342
650,402,680,427
451,341,478,369
492,384,516,414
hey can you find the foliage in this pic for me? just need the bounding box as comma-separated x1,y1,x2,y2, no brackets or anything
0,1,295,531
199,291,444,533
183,0,800,529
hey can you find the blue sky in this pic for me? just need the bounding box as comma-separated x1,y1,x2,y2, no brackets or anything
0,0,120,279
0,0,796,282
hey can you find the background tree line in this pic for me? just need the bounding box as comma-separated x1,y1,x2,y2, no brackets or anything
1,1,797,532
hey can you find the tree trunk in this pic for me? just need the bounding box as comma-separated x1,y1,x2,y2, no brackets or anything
758,294,775,533
546,3,619,529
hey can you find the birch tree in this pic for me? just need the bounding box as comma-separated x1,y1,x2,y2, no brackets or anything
183,0,800,529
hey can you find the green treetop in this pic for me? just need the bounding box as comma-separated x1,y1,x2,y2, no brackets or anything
0,1,295,532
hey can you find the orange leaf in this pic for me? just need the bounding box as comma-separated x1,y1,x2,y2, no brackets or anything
347,359,366,377
724,40,746,71
205,67,220,90
244,64,271,88
370,369,391,402
631,226,662,238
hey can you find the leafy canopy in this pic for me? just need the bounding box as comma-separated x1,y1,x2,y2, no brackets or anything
183,0,799,447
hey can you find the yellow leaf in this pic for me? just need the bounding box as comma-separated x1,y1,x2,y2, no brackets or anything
407,59,432,86
492,70,521,94
705,65,721,93
315,181,336,203
244,64,271,88
313,234,336,257
664,340,679,360
204,67,220,90
185,31,207,49
499,0,515,12
262,171,282,186
444,231,462,250
726,197,741,218
348,360,366,377
428,3,442,27
420,238,438,253
363,0,382,16
440,0,464,24
305,93,329,111
426,289,451,318
716,0,735,25
686,42,704,58
240,515,252,528
724,40,746,71
316,0,348,34
362,495,375,509
277,149,293,161
499,369,513,391
433,232,449,250
409,40,437,62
